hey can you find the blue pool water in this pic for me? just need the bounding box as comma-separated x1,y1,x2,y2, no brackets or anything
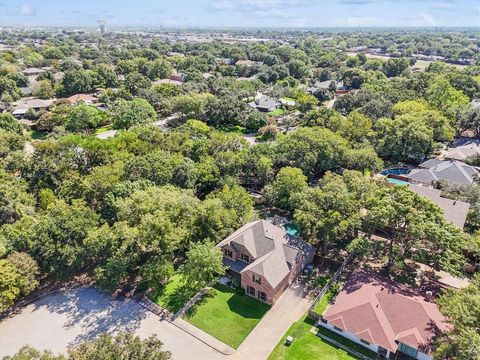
387,178,409,186
380,168,410,176
284,223,299,237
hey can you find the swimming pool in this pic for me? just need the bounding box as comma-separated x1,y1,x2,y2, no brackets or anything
387,178,409,186
284,223,299,237
380,168,410,176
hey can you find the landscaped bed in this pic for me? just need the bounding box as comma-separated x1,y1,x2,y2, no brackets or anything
148,274,197,313
183,283,270,349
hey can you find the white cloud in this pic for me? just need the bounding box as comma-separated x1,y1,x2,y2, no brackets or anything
431,2,452,9
346,16,380,26
19,2,35,16
407,12,437,26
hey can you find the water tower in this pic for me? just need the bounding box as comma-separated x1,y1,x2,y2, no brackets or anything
97,20,106,35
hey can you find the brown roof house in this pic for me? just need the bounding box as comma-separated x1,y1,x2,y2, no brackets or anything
319,270,449,360
217,220,314,305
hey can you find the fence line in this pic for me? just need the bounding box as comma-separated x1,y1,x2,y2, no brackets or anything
308,253,354,322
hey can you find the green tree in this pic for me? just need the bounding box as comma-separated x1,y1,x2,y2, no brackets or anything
179,241,225,289
111,98,157,129
33,80,54,99
65,105,106,133
0,113,23,134
124,72,151,95
427,77,469,119
68,333,171,360
435,274,480,360
264,166,307,211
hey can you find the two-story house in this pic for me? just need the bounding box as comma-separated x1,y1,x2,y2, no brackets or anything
217,220,314,305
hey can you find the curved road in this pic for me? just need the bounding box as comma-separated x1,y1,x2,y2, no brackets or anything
0,287,224,360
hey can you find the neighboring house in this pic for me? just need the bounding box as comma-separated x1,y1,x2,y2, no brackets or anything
11,98,56,118
405,159,479,186
248,95,281,112
236,59,262,67
217,57,234,65
320,270,449,360
307,80,349,96
67,93,97,105
153,78,183,86
217,220,314,305
471,99,480,110
408,184,470,230
19,86,32,97
22,67,45,76
170,72,186,82
445,138,480,161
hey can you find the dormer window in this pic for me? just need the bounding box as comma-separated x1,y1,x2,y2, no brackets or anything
224,249,233,258
241,254,250,263
253,274,261,284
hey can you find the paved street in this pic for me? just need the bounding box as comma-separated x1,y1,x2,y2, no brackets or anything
0,287,224,360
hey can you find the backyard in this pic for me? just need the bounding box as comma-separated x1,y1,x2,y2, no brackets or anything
183,283,270,349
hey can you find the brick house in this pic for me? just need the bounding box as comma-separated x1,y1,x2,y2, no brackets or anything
217,220,314,305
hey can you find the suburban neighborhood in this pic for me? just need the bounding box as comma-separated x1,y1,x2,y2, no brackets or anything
0,1,479,360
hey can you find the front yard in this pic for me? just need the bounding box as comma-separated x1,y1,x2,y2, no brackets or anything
148,274,197,313
183,283,270,349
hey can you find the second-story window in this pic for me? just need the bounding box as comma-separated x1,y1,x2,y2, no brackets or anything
224,249,233,258
241,253,250,263
253,274,261,284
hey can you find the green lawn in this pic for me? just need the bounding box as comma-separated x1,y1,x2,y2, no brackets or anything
267,316,359,360
316,326,377,359
268,108,285,116
148,274,196,313
28,130,46,140
94,124,113,134
183,284,270,348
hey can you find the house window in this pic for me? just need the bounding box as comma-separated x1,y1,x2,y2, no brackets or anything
398,343,418,358
360,339,370,346
252,274,261,284
247,285,255,296
241,253,250,263
333,326,343,332
224,249,233,258
257,291,266,302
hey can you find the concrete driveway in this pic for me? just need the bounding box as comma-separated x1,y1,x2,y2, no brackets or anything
235,282,312,360
0,287,224,360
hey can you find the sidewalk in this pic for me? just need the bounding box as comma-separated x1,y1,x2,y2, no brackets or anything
236,282,312,360
172,317,236,355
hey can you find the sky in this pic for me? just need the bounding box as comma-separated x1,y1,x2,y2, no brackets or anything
0,0,479,28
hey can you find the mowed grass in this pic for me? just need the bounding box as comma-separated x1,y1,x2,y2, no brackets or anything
267,316,359,360
148,274,196,313
184,284,270,348
94,124,113,134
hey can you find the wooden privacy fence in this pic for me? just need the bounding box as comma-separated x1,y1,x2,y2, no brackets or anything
308,253,354,322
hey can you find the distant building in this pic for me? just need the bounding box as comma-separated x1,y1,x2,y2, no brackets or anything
248,95,280,113
405,159,479,186
169,72,185,83
99,21,106,35
11,98,56,118
67,94,98,105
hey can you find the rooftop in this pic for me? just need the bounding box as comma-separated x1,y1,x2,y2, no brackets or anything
218,220,314,288
323,270,449,354
406,159,479,186
408,184,470,229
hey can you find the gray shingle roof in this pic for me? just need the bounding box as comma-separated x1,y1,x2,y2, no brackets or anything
407,160,478,186
218,220,312,288
408,184,470,229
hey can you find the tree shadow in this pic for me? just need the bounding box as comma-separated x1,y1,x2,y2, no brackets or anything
165,284,199,313
30,287,148,346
